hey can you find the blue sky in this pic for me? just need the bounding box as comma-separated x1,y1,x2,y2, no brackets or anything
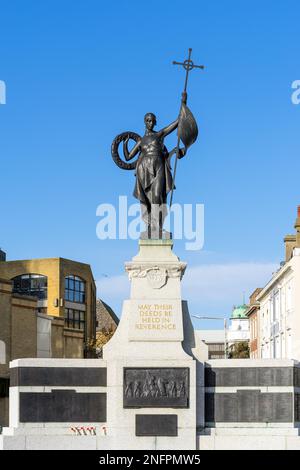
1,1,300,327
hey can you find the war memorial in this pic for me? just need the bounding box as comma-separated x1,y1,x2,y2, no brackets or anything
1,50,300,451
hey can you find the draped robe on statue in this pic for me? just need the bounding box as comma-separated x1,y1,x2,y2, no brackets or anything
134,154,173,208
133,132,173,209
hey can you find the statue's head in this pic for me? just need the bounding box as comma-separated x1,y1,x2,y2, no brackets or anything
144,112,157,131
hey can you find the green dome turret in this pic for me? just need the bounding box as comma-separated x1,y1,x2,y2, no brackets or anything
231,304,248,319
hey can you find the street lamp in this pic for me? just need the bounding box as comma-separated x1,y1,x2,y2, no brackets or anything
192,315,228,359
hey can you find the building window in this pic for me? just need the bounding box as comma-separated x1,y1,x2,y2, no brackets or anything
12,274,47,300
287,332,292,358
65,275,86,303
275,336,281,359
208,343,224,352
208,343,225,359
64,308,85,330
0,378,9,398
286,283,292,312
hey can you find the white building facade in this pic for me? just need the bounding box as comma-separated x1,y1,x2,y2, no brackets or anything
195,330,225,359
258,249,300,360
227,305,250,348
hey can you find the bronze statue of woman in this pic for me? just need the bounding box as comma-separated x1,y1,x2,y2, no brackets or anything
125,112,185,236
111,112,186,238
110,49,202,239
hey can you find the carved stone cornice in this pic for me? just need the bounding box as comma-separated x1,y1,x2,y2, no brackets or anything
125,262,186,289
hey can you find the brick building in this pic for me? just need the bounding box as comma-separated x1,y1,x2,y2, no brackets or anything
96,298,119,333
0,255,97,427
246,288,262,359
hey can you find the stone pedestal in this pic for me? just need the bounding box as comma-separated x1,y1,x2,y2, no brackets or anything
102,239,199,449
2,240,300,450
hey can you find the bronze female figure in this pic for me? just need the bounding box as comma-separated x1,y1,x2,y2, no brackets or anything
111,112,186,238
110,49,202,239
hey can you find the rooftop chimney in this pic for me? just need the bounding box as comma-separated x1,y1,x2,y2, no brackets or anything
295,205,300,247
0,249,6,262
283,206,300,261
284,234,296,261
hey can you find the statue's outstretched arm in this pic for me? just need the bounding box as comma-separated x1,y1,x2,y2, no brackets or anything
159,119,179,138
123,137,141,161
160,92,188,138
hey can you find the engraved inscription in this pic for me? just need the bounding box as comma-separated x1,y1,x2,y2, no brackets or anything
134,303,176,331
205,391,293,423
295,394,300,421
136,415,178,436
124,368,189,408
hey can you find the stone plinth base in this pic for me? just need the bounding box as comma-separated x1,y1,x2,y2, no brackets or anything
101,240,199,450
0,241,201,450
198,427,300,450
2,425,300,450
